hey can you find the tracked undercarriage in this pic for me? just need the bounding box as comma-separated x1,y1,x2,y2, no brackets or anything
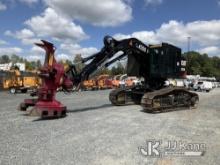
109,86,199,112
109,86,144,105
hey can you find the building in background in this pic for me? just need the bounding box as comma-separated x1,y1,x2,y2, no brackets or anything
0,62,25,71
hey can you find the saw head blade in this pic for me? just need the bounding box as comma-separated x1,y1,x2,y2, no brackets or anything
28,107,41,117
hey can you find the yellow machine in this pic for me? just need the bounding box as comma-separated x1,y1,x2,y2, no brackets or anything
81,79,97,90
96,74,112,89
81,74,112,90
0,68,41,94
111,75,121,88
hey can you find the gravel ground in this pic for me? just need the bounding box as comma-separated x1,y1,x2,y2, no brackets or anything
0,88,220,165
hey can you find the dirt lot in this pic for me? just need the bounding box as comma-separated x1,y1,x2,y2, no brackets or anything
0,89,220,165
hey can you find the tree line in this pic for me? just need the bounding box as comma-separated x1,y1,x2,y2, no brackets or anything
0,54,126,75
1,52,220,78
184,52,220,79
0,54,41,70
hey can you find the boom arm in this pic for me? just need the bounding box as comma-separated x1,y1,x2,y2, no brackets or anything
67,35,149,86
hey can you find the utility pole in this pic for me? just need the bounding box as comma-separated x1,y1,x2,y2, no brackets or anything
187,36,191,52
187,36,191,75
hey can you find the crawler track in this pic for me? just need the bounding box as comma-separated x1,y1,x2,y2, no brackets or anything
109,87,199,112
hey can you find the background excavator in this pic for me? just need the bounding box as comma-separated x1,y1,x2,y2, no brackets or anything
19,36,199,118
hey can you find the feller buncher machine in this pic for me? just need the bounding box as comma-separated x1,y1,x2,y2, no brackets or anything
18,36,199,118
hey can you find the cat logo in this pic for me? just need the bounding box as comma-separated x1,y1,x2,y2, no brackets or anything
136,43,147,52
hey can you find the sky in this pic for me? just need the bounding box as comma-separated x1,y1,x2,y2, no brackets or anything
1,0,220,61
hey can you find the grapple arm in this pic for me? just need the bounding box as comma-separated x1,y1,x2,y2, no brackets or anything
70,36,149,84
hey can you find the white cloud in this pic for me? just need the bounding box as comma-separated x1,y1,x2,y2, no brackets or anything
25,8,88,43
0,47,23,55
17,29,35,38
19,0,38,5
27,55,43,61
144,0,163,6
5,29,40,45
154,20,220,47
198,46,220,56
218,0,220,6
114,31,158,44
25,42,98,61
26,43,98,61
57,53,69,60
185,20,220,46
114,20,220,56
0,39,7,45
113,33,131,40
0,2,7,11
156,20,188,45
44,0,132,27
132,31,158,43
60,43,98,59
31,45,45,55
4,30,12,36
26,45,45,61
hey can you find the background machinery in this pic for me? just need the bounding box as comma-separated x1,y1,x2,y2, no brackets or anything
0,67,40,94
96,74,112,90
81,79,97,90
81,74,112,90
19,36,199,118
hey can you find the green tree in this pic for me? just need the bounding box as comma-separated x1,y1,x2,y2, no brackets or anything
10,54,25,64
73,54,85,73
184,51,220,78
94,67,111,76
111,62,125,75
65,60,73,66
36,60,42,68
10,54,20,64
25,60,34,70
0,55,10,64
